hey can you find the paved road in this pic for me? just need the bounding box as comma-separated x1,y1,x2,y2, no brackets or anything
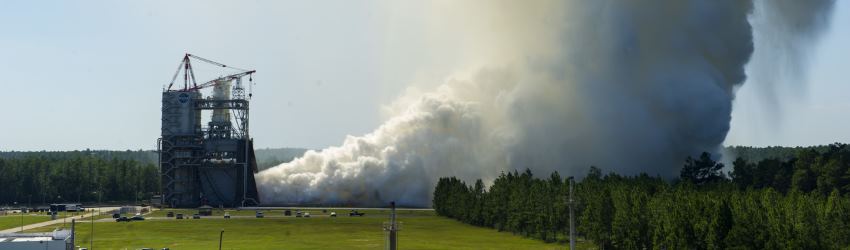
0,207,120,234
95,211,432,222
239,206,434,211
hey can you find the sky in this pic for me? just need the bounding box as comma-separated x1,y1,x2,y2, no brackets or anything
727,0,850,147
0,0,847,151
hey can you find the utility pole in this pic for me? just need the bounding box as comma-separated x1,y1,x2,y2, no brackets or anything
91,205,95,250
219,229,224,250
70,219,76,249
15,201,22,232
385,201,398,250
568,177,576,250
59,195,65,228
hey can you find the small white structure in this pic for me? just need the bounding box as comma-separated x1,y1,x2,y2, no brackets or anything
119,206,137,215
0,229,73,250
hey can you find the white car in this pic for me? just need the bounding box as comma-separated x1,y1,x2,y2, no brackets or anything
304,212,311,218
330,212,337,217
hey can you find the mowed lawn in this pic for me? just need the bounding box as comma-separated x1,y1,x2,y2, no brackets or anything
28,210,592,249
146,208,435,217
0,214,53,231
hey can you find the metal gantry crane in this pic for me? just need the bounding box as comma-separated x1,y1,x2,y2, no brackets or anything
167,53,256,94
159,53,261,208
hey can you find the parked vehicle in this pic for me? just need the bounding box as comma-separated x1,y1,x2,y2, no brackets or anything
304,212,311,218
295,211,303,218
255,211,264,218
131,214,145,221
349,210,365,217
330,212,337,217
166,211,174,217
176,213,184,219
112,213,121,219
224,212,231,219
192,214,200,219
115,216,131,222
284,210,292,216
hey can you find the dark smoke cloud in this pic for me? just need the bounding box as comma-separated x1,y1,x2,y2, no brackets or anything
256,0,835,207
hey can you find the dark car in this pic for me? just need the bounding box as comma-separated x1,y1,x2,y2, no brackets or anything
349,210,365,217
131,215,145,221
284,210,292,216
176,213,184,219
192,214,201,219
115,216,131,222
166,212,174,217
112,213,121,219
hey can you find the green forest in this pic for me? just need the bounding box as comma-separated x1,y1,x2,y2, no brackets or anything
433,143,850,249
0,148,308,206
0,150,159,205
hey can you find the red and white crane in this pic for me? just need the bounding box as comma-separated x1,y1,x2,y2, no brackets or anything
167,53,255,95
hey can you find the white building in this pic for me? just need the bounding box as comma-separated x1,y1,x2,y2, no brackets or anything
0,229,73,250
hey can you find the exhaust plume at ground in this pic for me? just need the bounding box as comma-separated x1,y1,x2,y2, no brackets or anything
256,0,835,207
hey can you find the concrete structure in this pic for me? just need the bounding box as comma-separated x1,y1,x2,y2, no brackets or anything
159,54,260,208
198,205,214,216
0,229,73,250
118,206,138,215
150,195,162,208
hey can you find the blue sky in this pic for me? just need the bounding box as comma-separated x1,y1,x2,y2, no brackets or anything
0,0,847,151
727,0,850,147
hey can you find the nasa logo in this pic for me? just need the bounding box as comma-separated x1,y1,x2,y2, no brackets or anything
178,93,190,104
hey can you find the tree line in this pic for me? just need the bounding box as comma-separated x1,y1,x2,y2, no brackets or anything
0,150,159,206
725,145,832,162
1,147,312,172
0,147,311,206
433,143,850,249
254,147,308,170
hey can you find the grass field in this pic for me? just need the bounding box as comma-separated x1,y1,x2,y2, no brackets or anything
0,214,53,231
146,208,433,217
26,209,594,249
1,210,100,232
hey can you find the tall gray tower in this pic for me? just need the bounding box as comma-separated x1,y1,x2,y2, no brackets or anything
159,54,260,208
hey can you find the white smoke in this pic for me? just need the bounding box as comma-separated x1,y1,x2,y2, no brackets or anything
744,0,836,119
256,71,515,206
256,0,835,207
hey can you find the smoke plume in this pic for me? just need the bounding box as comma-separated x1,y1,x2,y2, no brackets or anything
744,0,836,119
256,0,835,207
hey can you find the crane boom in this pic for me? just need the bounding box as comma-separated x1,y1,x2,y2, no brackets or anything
167,53,255,92
188,70,256,91
187,54,250,72
167,58,186,90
